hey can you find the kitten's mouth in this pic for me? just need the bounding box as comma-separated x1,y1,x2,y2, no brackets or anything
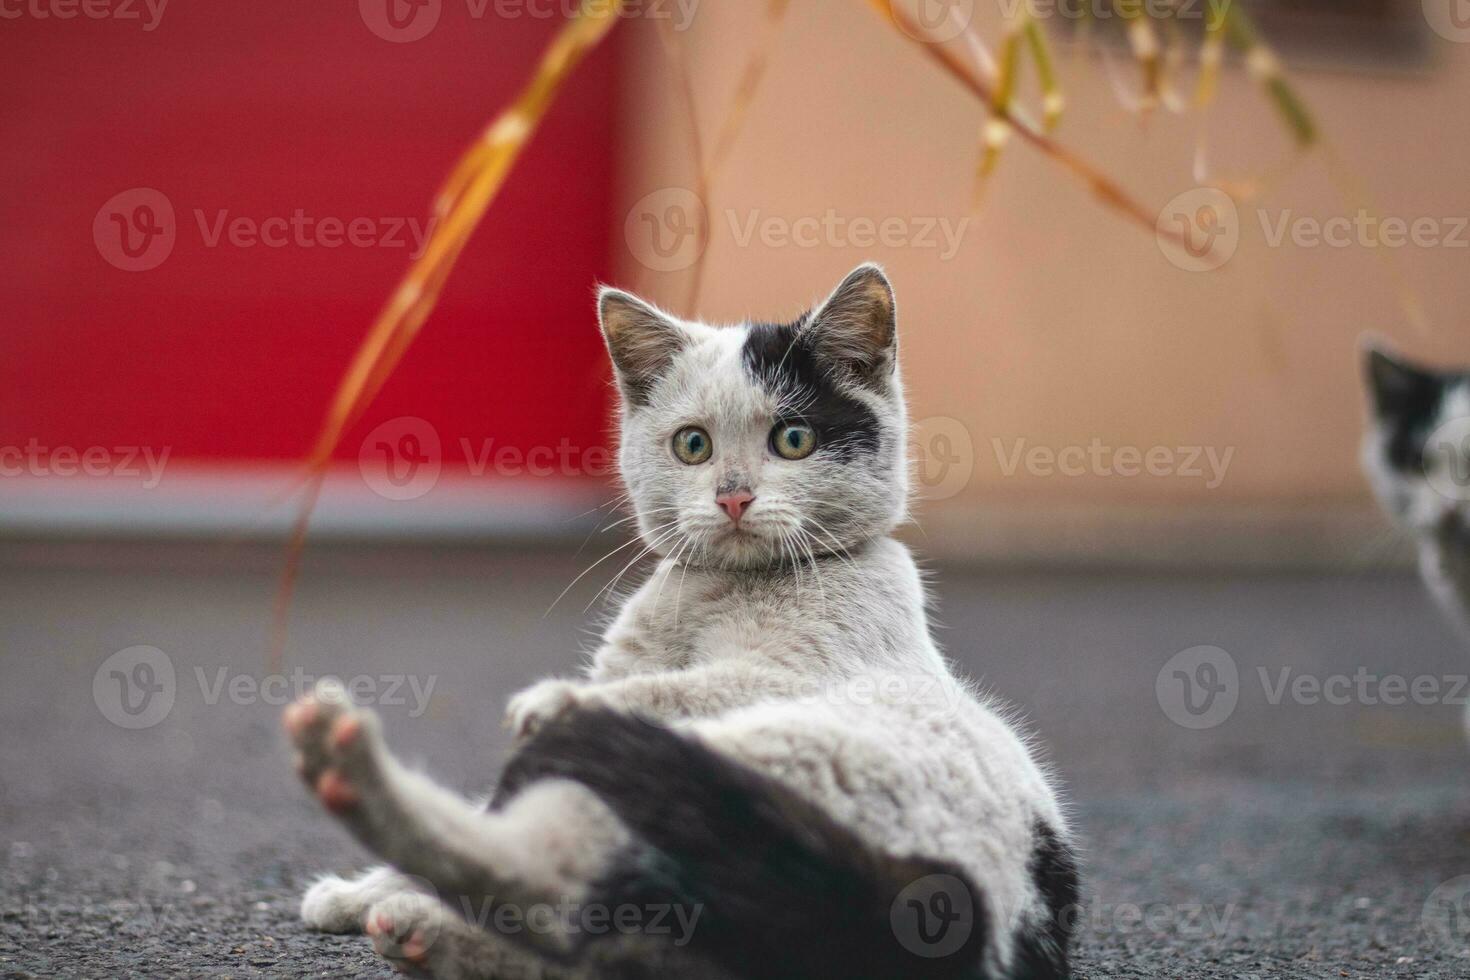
708,523,773,553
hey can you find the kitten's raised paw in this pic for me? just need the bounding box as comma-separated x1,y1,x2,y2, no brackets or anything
284,679,384,815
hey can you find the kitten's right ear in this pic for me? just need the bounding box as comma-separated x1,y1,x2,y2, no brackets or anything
1363,337,1441,419
598,287,687,406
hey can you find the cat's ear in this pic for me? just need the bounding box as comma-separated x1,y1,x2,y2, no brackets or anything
1363,337,1441,419
598,287,687,406
803,263,898,388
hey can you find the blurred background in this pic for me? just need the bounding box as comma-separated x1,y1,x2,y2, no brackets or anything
7,0,1469,565
9,2,1470,977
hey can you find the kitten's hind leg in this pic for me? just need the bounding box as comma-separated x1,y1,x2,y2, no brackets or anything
283,680,630,964
300,865,423,933
365,891,581,980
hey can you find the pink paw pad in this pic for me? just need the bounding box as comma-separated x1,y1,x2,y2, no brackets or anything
400,932,428,962
315,769,360,812
329,715,362,752
366,910,392,938
282,700,318,737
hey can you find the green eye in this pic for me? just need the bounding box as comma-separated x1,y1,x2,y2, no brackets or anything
771,422,817,460
672,426,712,464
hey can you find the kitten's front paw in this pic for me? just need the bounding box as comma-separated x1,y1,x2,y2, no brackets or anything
283,679,384,815
505,679,583,740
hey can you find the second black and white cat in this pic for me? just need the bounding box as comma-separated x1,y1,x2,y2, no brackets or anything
283,265,1076,979
1362,340,1470,637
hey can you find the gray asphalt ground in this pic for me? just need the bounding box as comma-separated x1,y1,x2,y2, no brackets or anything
4,538,1470,978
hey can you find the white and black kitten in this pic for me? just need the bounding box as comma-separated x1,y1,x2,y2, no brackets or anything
1362,340,1470,639
283,265,1076,980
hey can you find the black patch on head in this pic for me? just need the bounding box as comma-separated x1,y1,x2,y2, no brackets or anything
741,319,881,463
495,708,991,980
1010,821,1079,980
1365,348,1448,473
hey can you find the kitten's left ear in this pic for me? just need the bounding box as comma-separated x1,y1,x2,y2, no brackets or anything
598,287,688,406
803,263,898,388
1363,336,1441,419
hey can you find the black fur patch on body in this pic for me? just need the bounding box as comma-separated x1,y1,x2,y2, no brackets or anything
740,319,880,462
1008,821,1079,980
494,708,990,980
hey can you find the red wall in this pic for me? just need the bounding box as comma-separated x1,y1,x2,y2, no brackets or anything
2,2,619,469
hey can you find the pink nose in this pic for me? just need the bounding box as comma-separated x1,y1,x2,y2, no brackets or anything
716,491,754,524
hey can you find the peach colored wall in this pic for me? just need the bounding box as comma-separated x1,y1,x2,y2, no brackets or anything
612,1,1470,533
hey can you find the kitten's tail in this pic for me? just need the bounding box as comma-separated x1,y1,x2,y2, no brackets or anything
494,707,1006,980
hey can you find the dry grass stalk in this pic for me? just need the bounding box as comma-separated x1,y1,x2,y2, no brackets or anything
271,0,626,665
869,0,1190,245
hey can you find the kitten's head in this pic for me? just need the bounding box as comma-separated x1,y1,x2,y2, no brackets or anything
1361,339,1470,534
598,263,908,569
